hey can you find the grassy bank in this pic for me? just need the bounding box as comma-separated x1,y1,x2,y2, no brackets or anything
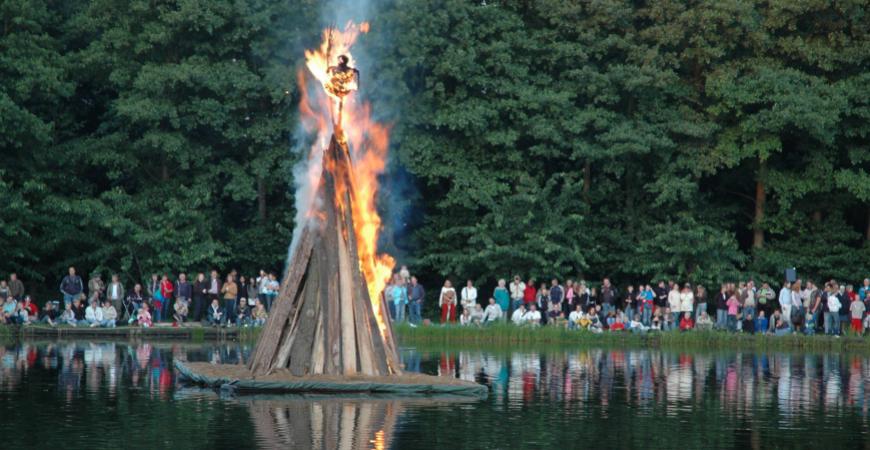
394,324,870,353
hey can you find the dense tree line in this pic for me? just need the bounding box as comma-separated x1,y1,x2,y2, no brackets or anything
1,0,868,299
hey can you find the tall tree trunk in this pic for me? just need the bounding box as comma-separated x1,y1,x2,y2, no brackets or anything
583,161,591,204
752,159,767,249
257,175,267,222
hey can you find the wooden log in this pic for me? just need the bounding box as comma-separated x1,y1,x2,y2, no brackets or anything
310,302,325,375
249,224,315,374
287,250,323,375
380,293,403,375
336,216,358,376
321,154,342,375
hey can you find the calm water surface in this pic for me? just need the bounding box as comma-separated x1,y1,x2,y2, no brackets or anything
1,341,869,449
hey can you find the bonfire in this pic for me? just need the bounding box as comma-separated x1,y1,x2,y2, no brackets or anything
176,22,484,396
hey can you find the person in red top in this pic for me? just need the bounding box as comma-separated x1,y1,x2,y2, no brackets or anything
679,312,694,331
160,274,174,322
610,317,626,331
523,279,537,306
21,295,38,317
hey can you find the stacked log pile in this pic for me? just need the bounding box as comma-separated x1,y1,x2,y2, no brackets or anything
249,134,401,377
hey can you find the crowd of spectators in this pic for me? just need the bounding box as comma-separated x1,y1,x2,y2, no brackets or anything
1,267,279,328
386,270,870,337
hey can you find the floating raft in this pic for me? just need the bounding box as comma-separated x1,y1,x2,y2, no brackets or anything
175,361,488,398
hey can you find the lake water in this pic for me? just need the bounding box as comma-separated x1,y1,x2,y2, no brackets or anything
1,341,869,449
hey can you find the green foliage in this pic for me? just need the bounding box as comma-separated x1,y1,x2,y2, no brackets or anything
0,0,868,302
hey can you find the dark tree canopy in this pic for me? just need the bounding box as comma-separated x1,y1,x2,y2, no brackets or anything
1,0,868,301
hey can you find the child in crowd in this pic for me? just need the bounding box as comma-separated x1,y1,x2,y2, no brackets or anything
460,308,473,326
630,314,647,333
742,313,755,334
137,303,152,328
726,293,740,331
755,310,769,334
804,313,816,336
610,316,625,331
679,312,694,331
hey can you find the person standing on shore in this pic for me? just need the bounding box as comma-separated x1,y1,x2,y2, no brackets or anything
176,273,192,317
9,273,24,301
493,279,510,321
221,274,238,326
88,273,105,305
107,274,125,322
408,276,425,325
60,267,83,308
461,280,478,315
192,273,208,322
779,281,793,329
509,276,525,319
439,279,456,324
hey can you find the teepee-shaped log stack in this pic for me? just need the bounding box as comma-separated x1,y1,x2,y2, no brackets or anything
249,134,402,377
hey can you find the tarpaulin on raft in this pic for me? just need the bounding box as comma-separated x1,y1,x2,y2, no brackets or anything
175,361,488,398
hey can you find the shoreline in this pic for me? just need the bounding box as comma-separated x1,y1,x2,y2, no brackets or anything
393,323,870,353
1,324,258,342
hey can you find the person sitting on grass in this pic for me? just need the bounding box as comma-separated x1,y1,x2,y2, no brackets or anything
481,298,502,324
137,303,152,328
651,315,662,331
579,308,594,329
610,315,626,331
774,317,790,336
21,296,38,319
523,303,542,326
473,304,486,325
16,302,31,325
742,313,755,334
39,302,59,326
511,304,527,325
252,299,268,326
459,307,473,326
754,310,769,334
85,299,103,328
173,297,189,326
568,304,583,330
630,314,647,333
207,299,223,327
101,300,117,328
236,299,250,327
2,297,18,324
767,309,783,334
60,302,77,326
696,311,713,331
679,312,694,331
588,314,603,333
553,311,568,329
72,298,86,323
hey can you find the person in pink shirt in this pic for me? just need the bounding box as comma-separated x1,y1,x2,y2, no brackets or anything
726,293,740,331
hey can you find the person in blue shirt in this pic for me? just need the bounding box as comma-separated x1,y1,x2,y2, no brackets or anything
493,279,510,321
391,277,409,323
755,310,769,335
407,277,425,325
860,278,870,301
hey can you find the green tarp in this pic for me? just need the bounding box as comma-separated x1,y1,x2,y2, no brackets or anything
174,361,488,398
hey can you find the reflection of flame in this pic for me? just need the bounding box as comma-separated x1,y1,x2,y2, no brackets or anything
300,21,395,342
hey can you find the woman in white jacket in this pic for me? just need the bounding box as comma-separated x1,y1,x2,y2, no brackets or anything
679,284,694,318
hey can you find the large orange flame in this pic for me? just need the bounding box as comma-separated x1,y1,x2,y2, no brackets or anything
300,21,395,340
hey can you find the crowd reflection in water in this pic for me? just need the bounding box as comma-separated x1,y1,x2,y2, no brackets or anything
404,348,870,419
0,341,253,402
3,342,870,420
